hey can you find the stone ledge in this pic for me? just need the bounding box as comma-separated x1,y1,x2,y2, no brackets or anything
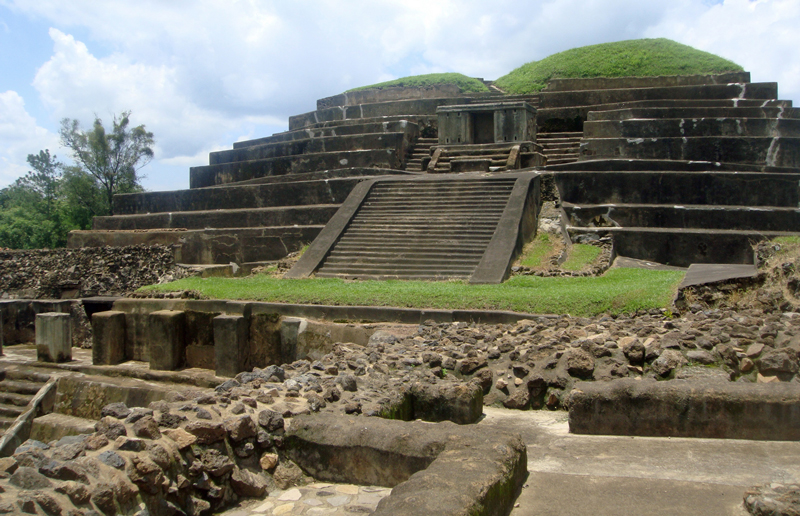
568,378,800,441
285,413,527,516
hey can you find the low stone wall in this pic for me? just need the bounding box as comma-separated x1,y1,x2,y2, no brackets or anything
568,378,800,440
286,414,527,516
317,84,465,109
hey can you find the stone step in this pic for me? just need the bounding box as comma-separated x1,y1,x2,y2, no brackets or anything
93,205,340,231
547,158,800,174
0,379,45,396
547,157,580,165
327,249,485,259
0,403,25,419
0,390,35,407
234,120,417,149
584,118,800,139
352,214,504,222
0,416,16,432
539,82,779,109
579,136,800,168
323,256,482,267
317,263,477,274
0,369,51,383
331,242,490,252
68,225,324,265
563,203,800,232
555,170,800,207
586,98,793,112
567,226,799,267
114,175,369,215
289,95,493,130
190,149,403,188
538,132,584,139
588,106,800,122
540,141,581,150
210,132,411,165
315,271,471,280
289,115,437,133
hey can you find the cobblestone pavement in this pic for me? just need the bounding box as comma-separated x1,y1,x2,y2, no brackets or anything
221,483,392,516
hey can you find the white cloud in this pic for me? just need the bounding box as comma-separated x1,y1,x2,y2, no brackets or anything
645,0,800,102
0,0,798,190
0,90,60,187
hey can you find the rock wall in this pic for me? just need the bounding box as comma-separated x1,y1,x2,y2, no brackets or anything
0,245,189,299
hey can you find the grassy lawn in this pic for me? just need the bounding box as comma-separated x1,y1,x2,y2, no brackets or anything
519,233,556,268
495,38,743,94
562,244,602,271
348,73,489,93
143,267,685,316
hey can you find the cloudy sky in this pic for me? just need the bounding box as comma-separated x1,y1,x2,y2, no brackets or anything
1,0,798,192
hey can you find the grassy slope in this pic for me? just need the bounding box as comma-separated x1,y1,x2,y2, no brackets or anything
495,38,744,94
143,268,684,317
347,73,489,93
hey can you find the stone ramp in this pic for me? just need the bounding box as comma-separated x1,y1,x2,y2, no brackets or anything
287,172,541,283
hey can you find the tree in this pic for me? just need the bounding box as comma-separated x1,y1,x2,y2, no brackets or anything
59,111,154,215
0,149,66,248
20,149,62,218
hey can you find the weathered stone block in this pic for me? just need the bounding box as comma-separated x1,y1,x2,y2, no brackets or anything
36,312,72,363
92,311,126,365
148,310,186,371
214,315,248,377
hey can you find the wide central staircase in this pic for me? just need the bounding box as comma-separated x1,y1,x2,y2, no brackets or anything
314,177,518,280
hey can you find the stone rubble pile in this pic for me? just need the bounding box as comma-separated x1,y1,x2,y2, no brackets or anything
744,483,800,516
0,246,194,299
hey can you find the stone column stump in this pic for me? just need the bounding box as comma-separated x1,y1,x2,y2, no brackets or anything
148,310,186,371
92,311,127,365
214,314,248,377
36,312,72,362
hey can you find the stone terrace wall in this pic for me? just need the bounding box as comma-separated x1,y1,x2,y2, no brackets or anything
0,245,186,299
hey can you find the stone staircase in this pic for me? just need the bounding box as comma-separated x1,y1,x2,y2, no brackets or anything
314,177,519,280
426,142,539,173
405,137,438,172
537,132,582,165
0,368,50,434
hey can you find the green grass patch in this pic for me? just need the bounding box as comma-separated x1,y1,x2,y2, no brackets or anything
519,233,555,268
494,38,743,94
773,236,800,246
142,267,684,316
562,244,602,271
348,73,489,93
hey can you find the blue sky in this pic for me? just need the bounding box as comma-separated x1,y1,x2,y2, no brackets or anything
1,0,798,192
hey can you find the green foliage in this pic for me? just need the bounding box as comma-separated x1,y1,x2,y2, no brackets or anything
143,267,685,317
0,110,153,249
562,244,602,271
495,38,744,94
348,73,489,93
0,150,68,248
60,111,153,215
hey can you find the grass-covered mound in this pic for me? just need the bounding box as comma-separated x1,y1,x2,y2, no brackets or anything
348,73,489,93
495,38,743,94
